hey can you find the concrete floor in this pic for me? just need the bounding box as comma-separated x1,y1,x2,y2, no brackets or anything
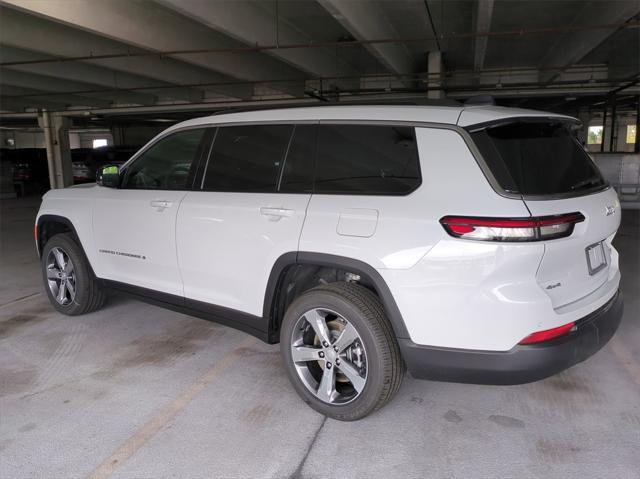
1,196,639,479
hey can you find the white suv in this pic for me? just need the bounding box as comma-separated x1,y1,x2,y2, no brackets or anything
36,105,623,420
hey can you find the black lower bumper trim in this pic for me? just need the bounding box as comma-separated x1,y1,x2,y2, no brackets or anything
399,291,623,385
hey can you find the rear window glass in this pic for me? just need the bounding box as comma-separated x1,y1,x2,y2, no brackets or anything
470,121,606,196
315,125,421,195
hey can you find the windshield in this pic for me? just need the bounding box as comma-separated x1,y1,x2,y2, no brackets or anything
469,121,606,196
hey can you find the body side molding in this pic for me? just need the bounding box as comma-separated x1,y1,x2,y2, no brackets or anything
102,279,270,342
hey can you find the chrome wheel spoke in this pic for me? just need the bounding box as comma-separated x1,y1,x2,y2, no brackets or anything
337,360,366,393
53,248,66,270
56,281,67,304
292,345,321,363
65,279,76,298
333,323,359,353
317,365,336,402
47,267,60,280
64,261,74,275
305,309,332,346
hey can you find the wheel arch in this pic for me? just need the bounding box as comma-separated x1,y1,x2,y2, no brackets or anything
36,214,97,277
263,252,410,343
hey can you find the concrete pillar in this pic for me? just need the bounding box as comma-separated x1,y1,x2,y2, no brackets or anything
635,95,639,154
111,125,126,146
577,111,592,147
427,51,444,100
38,110,73,189
609,95,617,153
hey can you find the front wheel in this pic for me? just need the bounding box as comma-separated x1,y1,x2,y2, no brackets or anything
280,282,404,421
41,233,105,315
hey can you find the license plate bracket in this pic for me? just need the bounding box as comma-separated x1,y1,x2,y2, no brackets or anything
585,241,607,276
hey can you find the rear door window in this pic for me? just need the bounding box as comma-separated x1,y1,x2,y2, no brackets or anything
279,124,316,193
202,124,293,192
315,124,421,195
469,121,606,196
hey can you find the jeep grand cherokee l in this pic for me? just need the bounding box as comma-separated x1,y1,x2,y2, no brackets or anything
36,105,623,420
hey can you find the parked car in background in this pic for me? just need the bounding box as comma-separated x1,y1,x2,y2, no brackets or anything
72,146,140,184
85,146,138,181
11,148,49,195
72,148,92,184
0,148,17,198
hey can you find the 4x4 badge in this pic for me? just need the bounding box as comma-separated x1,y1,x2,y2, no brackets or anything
605,206,615,216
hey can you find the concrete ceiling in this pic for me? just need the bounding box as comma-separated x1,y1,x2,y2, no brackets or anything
0,0,638,114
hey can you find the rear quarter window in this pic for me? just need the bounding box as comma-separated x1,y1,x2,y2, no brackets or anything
470,121,606,197
314,124,421,195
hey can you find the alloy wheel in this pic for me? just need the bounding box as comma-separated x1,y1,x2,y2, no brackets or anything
290,308,368,404
46,247,76,305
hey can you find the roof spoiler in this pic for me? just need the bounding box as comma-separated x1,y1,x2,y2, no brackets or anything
464,95,496,106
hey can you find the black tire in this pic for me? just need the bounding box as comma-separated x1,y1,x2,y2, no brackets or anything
280,282,405,421
41,233,105,315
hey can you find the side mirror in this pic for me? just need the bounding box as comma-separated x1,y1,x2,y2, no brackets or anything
96,165,120,188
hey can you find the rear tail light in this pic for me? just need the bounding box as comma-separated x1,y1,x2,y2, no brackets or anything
440,213,585,242
519,321,576,345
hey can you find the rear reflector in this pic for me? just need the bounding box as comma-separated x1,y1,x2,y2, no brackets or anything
440,212,585,242
519,321,576,345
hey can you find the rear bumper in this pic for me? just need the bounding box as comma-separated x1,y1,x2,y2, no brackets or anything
399,290,623,385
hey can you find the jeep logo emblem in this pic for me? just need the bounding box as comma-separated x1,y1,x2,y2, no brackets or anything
605,205,615,216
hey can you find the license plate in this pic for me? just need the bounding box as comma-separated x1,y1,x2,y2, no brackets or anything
585,241,607,275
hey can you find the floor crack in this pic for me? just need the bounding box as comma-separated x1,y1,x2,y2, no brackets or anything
288,416,327,479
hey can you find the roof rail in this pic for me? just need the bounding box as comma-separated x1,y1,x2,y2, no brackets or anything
212,98,462,115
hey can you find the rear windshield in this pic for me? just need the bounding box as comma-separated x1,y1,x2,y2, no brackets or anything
469,121,606,196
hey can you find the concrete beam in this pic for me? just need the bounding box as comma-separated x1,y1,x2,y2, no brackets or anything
473,0,494,72
1,46,187,103
1,96,68,112
317,0,414,75
0,7,251,101
1,84,112,109
0,68,157,106
158,0,359,83
1,0,305,97
539,1,640,83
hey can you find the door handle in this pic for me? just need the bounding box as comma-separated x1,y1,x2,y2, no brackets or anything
150,200,172,210
260,207,295,220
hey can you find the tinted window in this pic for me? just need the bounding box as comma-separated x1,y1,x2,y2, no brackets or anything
315,125,421,195
122,128,205,190
279,124,316,193
470,121,606,196
203,124,293,192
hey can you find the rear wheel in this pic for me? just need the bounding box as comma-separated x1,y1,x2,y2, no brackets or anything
41,233,105,315
280,282,404,420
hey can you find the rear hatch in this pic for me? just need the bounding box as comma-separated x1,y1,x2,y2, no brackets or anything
469,119,621,309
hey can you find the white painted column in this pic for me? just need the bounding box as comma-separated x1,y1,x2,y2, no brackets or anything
427,51,444,100
577,111,592,147
38,110,73,189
